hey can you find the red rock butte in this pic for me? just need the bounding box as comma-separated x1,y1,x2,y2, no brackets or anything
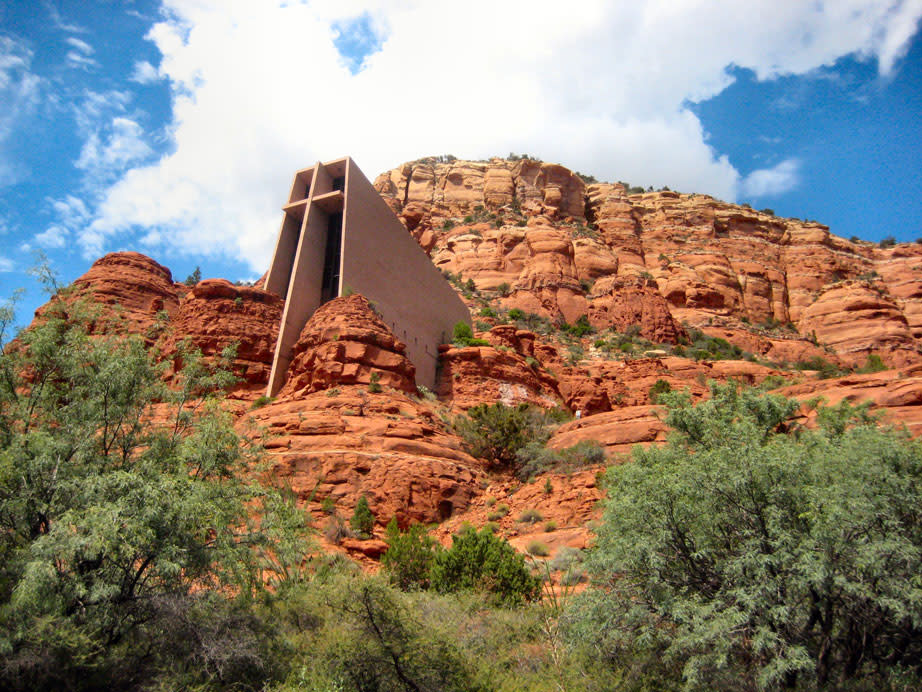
50,155,922,556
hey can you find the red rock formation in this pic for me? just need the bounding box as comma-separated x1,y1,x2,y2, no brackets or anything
249,388,484,528
279,294,417,397
68,251,181,337
156,279,283,387
436,325,563,409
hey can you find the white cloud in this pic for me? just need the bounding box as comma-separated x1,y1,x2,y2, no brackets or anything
82,0,922,270
0,37,41,187
741,159,802,199
64,36,98,69
65,37,94,55
66,51,98,69
76,117,153,177
130,60,161,84
0,255,13,272
34,225,69,249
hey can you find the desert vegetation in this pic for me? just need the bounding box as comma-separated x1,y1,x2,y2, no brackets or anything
3,289,922,691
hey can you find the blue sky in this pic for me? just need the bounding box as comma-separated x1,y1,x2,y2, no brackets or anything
1,0,921,326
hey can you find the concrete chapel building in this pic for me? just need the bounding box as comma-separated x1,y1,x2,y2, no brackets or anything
264,156,470,396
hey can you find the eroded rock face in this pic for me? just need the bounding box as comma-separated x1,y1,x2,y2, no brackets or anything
248,388,484,527
799,281,916,363
157,279,283,386
69,252,182,337
436,325,563,410
378,157,922,364
279,294,417,397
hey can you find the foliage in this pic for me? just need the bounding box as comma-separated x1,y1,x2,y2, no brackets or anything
685,328,746,361
367,370,382,393
349,495,375,538
526,541,549,557
856,353,887,373
514,439,606,482
184,265,202,286
648,378,672,403
381,518,439,591
430,527,541,607
0,294,310,690
276,577,482,692
452,320,489,348
572,382,922,690
454,403,545,469
517,508,543,524
880,235,897,248
559,314,595,337
793,355,847,379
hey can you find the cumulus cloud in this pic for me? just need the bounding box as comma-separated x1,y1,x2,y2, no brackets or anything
76,117,153,177
34,225,69,249
130,60,160,84
741,159,802,199
0,255,13,272
81,0,922,270
0,37,41,187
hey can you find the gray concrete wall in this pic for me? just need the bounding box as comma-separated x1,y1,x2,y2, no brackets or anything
340,157,470,388
266,163,334,396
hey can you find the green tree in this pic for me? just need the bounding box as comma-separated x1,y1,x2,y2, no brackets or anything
184,265,202,285
349,494,375,537
381,518,439,591
430,526,540,606
572,383,922,690
454,402,544,469
0,294,309,690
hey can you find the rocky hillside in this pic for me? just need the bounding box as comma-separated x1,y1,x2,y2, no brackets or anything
43,156,922,565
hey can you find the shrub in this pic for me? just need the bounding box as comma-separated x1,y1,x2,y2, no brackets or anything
442,219,456,231
381,518,438,591
526,541,549,557
514,439,606,482
349,495,375,537
320,496,336,515
429,527,541,606
367,371,382,393
324,516,353,544
496,282,511,297
648,378,672,403
184,265,201,286
486,503,509,522
574,383,922,689
880,235,897,248
549,546,583,573
452,321,488,347
507,308,525,321
454,403,545,469
560,314,595,337
517,509,543,524
0,292,311,689
251,395,272,409
857,353,887,373
543,521,557,532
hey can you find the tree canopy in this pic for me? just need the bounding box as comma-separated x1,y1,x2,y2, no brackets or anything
571,383,922,690
0,294,308,690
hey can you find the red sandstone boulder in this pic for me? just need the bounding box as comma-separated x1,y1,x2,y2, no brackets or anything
279,294,417,397
156,279,283,387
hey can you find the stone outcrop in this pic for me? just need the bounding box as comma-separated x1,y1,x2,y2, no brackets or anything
279,294,417,397
69,252,182,337
378,157,922,364
436,325,562,410
157,279,283,386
